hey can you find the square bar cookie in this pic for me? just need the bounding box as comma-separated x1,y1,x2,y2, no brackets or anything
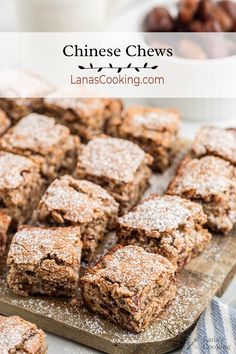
167,155,236,234
0,315,47,354
43,97,123,142
0,108,10,136
7,226,82,297
0,210,12,256
0,152,44,225
34,175,119,260
80,245,176,333
0,69,53,122
117,194,211,270
76,136,153,215
107,106,180,172
192,125,236,166
0,113,80,182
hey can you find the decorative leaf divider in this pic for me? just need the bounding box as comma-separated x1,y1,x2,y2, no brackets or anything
78,62,158,73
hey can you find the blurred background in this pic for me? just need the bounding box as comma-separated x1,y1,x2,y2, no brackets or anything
0,0,236,124
0,0,16,31
0,0,144,32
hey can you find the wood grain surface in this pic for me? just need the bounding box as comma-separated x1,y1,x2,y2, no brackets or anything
0,143,235,354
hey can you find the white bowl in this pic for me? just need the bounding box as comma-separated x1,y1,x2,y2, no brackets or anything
149,98,236,122
153,52,236,121
108,0,236,122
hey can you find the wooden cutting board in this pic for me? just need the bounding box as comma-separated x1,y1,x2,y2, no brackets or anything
0,144,236,354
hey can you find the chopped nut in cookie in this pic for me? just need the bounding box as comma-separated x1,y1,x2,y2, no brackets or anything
192,125,236,166
80,245,176,333
7,225,82,297
107,105,180,172
34,175,119,260
0,113,80,182
0,210,12,256
0,315,47,354
42,95,123,142
117,194,211,270
168,155,236,233
0,151,44,225
76,136,153,215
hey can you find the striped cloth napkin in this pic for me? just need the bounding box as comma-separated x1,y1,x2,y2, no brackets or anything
182,297,236,354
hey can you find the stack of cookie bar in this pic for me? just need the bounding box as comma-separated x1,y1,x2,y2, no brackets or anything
168,126,236,234
0,70,235,344
42,95,123,142
117,194,211,270
34,175,119,260
107,105,180,171
0,114,80,182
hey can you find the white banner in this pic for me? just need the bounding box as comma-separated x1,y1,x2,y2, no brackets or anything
0,32,236,98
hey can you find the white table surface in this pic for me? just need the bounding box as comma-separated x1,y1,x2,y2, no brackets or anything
0,2,236,353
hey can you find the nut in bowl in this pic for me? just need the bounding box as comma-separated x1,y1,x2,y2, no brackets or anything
146,32,236,121
108,0,236,121
144,0,236,34
143,0,236,121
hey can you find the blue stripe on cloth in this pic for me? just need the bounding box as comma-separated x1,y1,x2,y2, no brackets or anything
211,298,229,354
196,311,211,354
229,308,236,345
182,337,193,354
182,297,236,354
182,311,208,354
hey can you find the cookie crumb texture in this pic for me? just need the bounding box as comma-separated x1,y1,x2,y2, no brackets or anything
35,175,119,260
0,315,47,354
0,210,12,256
192,126,236,165
0,109,10,136
43,97,123,142
107,105,180,172
80,245,176,333
0,114,80,182
117,194,211,270
76,136,153,214
7,226,82,297
168,155,236,234
0,151,44,225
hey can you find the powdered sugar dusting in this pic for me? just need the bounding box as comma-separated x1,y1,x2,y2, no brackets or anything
160,273,216,336
84,245,175,289
0,316,36,351
78,136,147,183
0,151,36,190
41,182,98,224
192,126,236,164
133,111,179,130
119,195,203,233
0,227,235,347
172,156,235,197
0,142,235,350
8,226,80,267
38,176,118,224
0,262,220,345
2,114,70,154
45,96,107,115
